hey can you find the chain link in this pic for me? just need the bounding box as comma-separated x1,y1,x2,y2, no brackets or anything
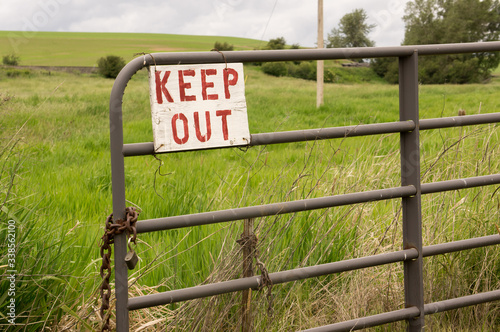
99,207,139,331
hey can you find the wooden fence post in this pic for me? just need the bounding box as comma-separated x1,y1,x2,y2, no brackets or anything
241,218,254,332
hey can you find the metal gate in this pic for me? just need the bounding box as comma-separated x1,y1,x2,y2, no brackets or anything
108,42,500,331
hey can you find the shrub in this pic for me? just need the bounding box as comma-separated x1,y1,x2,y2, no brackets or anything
213,41,234,51
261,62,288,77
97,55,126,79
294,62,316,80
324,69,335,83
370,57,399,84
2,54,20,66
5,69,31,78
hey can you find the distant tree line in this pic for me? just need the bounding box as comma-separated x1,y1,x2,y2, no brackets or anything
253,37,334,82
98,0,500,85
258,1,500,85
372,0,500,84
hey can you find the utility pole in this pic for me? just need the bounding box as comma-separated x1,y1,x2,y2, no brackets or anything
317,0,324,108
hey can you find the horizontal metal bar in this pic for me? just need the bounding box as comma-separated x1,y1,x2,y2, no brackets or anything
135,174,500,234
127,235,500,311
302,289,500,332
421,174,500,194
423,235,500,257
424,290,500,315
122,121,415,157
301,307,421,332
249,121,415,146
122,112,499,157
139,42,500,66
128,248,418,311
135,186,416,233
269,248,419,285
122,142,155,157
419,113,500,130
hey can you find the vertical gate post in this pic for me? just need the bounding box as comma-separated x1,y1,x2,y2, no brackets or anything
399,51,425,331
110,68,134,331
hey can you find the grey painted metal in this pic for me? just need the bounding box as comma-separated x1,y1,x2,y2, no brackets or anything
419,113,500,130
109,42,500,331
135,186,416,233
137,42,500,67
122,121,416,156
424,290,500,315
121,112,500,157
122,142,155,157
300,289,500,332
421,174,500,194
128,248,418,310
133,174,500,234
109,54,144,332
301,307,421,332
249,121,414,146
399,52,425,330
423,235,500,257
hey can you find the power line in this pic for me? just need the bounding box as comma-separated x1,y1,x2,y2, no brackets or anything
259,0,279,46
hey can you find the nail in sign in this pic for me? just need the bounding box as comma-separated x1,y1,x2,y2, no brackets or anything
149,63,250,153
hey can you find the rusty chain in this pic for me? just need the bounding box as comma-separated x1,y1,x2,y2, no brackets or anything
99,207,139,331
237,233,274,316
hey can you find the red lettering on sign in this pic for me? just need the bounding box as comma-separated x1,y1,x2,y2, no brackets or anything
216,110,231,140
178,69,196,102
201,69,218,101
155,71,174,104
223,68,238,99
194,111,212,142
172,113,189,144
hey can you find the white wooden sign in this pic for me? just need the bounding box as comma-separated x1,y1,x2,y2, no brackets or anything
149,63,250,153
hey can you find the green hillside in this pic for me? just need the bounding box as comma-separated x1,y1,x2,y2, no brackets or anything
0,31,264,66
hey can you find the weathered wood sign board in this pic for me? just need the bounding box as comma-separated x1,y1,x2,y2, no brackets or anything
149,63,250,153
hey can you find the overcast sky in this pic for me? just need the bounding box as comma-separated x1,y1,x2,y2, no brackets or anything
0,0,412,47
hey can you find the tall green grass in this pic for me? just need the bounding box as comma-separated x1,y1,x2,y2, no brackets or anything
0,65,499,330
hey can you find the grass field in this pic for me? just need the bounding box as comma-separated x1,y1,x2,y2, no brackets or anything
0,31,264,66
0,32,499,331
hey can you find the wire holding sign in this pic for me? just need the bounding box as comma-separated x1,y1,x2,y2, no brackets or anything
149,63,250,153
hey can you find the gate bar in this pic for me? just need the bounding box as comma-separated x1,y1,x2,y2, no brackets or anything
128,248,419,310
419,113,500,130
301,290,500,332
122,120,415,157
423,234,500,257
135,174,500,234
128,236,500,315
135,42,500,67
248,121,414,145
121,113,500,157
136,186,416,234
301,307,421,332
421,174,500,194
424,289,500,315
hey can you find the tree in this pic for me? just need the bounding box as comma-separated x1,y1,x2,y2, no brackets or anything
266,37,287,50
373,0,500,84
97,55,126,79
326,9,375,49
